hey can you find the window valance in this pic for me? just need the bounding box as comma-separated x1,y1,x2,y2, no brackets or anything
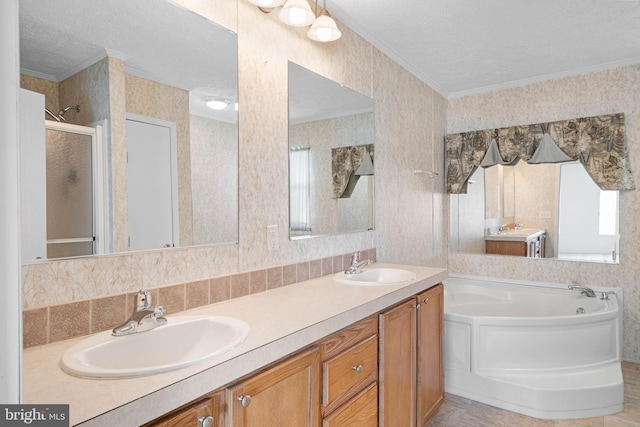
445,113,635,194
332,144,374,198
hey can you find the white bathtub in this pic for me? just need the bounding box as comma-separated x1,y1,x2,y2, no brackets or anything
443,275,624,419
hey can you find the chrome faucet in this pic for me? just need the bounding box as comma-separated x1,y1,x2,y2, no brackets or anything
497,224,509,234
514,222,523,230
568,285,596,298
345,251,372,274
112,289,167,336
600,291,616,300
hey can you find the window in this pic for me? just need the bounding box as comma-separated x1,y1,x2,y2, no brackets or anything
289,148,311,234
599,190,618,236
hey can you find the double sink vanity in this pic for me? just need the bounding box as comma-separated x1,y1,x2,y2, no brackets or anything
23,263,447,426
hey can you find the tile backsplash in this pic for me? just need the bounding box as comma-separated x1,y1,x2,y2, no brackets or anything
22,248,375,348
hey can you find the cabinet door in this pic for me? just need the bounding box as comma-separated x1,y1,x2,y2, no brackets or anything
416,284,444,426
485,240,527,256
379,299,416,427
227,348,321,427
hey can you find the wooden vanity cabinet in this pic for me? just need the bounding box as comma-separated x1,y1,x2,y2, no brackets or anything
319,316,378,427
485,233,546,258
145,284,443,427
379,283,444,427
485,240,527,256
226,347,321,427
145,391,224,427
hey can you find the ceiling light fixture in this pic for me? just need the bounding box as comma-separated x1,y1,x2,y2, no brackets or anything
247,0,340,42
205,97,230,110
278,0,315,27
307,16,341,42
307,1,341,43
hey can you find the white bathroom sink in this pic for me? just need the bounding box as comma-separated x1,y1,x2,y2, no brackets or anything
333,268,416,286
60,315,250,379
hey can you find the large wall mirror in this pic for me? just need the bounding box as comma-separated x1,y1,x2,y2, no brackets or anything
288,62,375,240
450,160,620,264
19,0,238,262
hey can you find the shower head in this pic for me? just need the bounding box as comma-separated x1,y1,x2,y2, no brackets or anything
58,105,80,121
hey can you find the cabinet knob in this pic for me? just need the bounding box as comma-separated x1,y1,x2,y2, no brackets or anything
238,395,252,408
414,304,421,310
198,415,214,427
352,364,363,373
423,298,429,304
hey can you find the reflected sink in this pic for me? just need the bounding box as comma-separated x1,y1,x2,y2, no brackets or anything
334,268,416,286
60,315,250,379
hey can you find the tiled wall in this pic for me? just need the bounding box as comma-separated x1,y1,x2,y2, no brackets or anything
447,65,640,363
23,249,375,347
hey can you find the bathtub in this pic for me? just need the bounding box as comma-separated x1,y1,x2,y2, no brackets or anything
443,275,623,419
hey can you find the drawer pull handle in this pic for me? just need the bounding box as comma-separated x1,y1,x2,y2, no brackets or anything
352,364,363,373
238,395,252,408
198,416,214,427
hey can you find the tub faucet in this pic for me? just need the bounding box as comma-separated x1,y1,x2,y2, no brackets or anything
112,289,167,336
345,251,372,274
568,285,596,298
600,291,616,300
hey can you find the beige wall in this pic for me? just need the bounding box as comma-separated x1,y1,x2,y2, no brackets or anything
21,0,447,313
190,114,238,244
447,65,640,362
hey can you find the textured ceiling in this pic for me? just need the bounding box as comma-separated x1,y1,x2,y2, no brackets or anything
20,0,640,117
19,0,238,122
326,0,640,97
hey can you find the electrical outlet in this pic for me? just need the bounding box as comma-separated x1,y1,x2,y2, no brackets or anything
267,225,279,251
538,210,551,219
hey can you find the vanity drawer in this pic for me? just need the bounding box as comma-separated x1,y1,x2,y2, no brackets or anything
322,382,378,427
323,334,378,409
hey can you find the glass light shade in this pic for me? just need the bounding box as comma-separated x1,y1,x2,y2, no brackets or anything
278,0,315,27
248,0,286,8
205,98,229,110
307,14,341,42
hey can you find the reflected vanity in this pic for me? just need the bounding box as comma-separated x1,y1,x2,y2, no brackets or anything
19,0,239,261
287,62,375,239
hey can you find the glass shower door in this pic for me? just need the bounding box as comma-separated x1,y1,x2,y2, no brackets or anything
45,126,96,258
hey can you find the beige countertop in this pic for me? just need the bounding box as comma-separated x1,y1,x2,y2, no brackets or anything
22,263,447,426
484,228,546,242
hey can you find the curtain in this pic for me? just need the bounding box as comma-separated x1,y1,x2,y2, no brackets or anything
289,148,311,232
445,113,635,194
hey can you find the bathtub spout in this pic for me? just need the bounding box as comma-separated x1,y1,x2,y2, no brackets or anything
568,285,596,298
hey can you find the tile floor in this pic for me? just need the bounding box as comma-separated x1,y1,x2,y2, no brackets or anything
428,362,640,426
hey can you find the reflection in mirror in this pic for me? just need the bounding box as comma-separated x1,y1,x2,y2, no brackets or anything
19,0,238,262
288,62,375,239
450,161,620,264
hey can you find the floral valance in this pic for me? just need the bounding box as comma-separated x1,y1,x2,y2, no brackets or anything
332,144,374,198
445,113,635,194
